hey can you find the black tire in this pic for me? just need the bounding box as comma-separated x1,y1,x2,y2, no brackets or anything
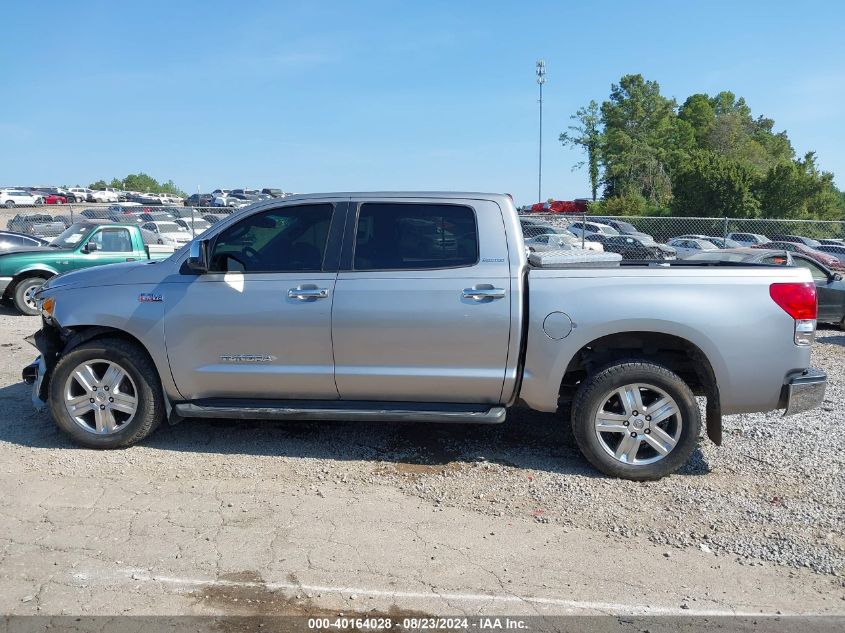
12,276,46,315
49,338,165,449
4,200,14,208
571,360,701,480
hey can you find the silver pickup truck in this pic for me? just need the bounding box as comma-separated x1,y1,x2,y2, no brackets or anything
22,192,827,480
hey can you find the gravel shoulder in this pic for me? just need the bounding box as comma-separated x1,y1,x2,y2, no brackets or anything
0,306,843,616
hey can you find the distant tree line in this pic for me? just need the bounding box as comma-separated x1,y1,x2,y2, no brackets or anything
560,74,844,220
84,173,187,197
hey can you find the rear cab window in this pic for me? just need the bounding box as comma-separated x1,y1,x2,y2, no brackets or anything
352,203,478,271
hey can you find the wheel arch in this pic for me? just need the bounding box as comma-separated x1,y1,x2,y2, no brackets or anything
559,331,722,445
46,325,177,420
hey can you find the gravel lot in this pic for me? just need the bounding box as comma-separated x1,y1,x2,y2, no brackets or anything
0,305,843,617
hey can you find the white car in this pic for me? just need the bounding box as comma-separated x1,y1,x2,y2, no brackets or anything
525,233,604,252
1,189,42,208
90,190,119,203
567,220,620,239
212,193,246,208
727,232,770,247
666,238,720,258
141,220,191,244
156,192,183,205
67,187,94,202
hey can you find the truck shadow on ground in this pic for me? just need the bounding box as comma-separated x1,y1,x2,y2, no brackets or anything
0,381,711,478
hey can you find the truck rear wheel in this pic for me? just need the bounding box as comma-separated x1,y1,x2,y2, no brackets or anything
48,338,165,449
571,361,701,480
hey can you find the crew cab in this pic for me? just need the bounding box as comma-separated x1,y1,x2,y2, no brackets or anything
1,221,175,315
22,193,826,480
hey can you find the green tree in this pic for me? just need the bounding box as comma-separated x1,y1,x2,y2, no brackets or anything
678,94,715,146
599,74,693,205
88,179,108,190
671,150,760,218
756,152,844,219
559,100,602,200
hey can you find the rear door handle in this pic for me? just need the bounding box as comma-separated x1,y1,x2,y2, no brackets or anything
288,287,329,300
462,287,506,300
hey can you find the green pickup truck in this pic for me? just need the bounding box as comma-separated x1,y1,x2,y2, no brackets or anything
0,221,176,315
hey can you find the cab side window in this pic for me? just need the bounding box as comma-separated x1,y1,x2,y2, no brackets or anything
794,258,829,281
90,228,133,252
353,203,478,271
209,204,334,273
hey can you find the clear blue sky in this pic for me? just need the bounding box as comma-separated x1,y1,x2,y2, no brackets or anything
2,0,843,205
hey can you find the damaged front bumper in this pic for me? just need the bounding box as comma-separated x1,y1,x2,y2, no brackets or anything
22,324,64,410
22,356,47,411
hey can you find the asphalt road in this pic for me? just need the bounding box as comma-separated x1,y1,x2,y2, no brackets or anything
0,305,843,619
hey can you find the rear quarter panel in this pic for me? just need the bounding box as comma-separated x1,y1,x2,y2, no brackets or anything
522,266,813,415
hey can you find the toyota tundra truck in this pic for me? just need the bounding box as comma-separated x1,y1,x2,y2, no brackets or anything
22,193,826,479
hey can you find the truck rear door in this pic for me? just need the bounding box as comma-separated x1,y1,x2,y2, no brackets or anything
331,197,512,403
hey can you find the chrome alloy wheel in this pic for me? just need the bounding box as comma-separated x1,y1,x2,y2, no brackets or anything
593,383,683,465
23,283,41,312
63,359,138,435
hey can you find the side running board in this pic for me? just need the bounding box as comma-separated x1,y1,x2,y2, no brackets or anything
173,400,507,424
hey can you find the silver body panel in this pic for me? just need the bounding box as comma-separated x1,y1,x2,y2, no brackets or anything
34,192,819,420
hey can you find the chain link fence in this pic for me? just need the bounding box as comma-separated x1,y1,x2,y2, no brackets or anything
519,212,845,242
0,204,239,240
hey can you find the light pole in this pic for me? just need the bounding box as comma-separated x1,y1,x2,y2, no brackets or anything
536,59,546,204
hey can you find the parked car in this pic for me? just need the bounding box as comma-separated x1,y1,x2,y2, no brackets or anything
175,218,211,236
6,213,55,233
139,212,176,222
33,191,68,205
524,233,603,253
1,189,42,208
261,188,286,198
202,213,229,225
67,187,94,202
591,218,653,240
184,193,214,207
23,193,826,481
519,217,569,239
770,234,822,248
0,231,48,252
212,193,245,208
80,208,114,220
816,244,845,263
567,221,619,239
706,237,741,249
818,238,845,246
665,238,719,258
726,232,770,247
141,220,191,244
0,222,175,314
590,234,676,260
685,247,792,265
90,190,119,203
753,241,843,270
788,255,845,329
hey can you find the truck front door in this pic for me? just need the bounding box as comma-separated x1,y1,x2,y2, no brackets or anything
164,201,344,400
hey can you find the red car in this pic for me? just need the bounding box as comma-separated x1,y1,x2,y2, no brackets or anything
753,241,844,270
34,191,68,205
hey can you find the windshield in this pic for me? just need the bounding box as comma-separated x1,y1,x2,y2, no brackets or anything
50,223,94,248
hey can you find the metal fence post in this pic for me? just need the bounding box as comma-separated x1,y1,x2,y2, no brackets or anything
722,217,728,239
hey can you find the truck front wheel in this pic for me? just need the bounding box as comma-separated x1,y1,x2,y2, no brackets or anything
571,361,701,480
49,338,165,449
13,277,47,315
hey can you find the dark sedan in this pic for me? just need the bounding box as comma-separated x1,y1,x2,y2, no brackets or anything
0,230,49,251
590,234,676,260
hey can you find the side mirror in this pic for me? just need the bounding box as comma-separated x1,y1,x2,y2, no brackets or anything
84,241,98,253
186,239,209,273
833,273,843,282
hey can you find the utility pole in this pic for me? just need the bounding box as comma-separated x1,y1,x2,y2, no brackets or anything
536,59,546,204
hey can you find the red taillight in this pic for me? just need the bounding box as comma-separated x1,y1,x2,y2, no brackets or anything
769,282,817,320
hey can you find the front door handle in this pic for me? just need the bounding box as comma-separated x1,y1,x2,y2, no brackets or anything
462,287,506,300
288,287,329,300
